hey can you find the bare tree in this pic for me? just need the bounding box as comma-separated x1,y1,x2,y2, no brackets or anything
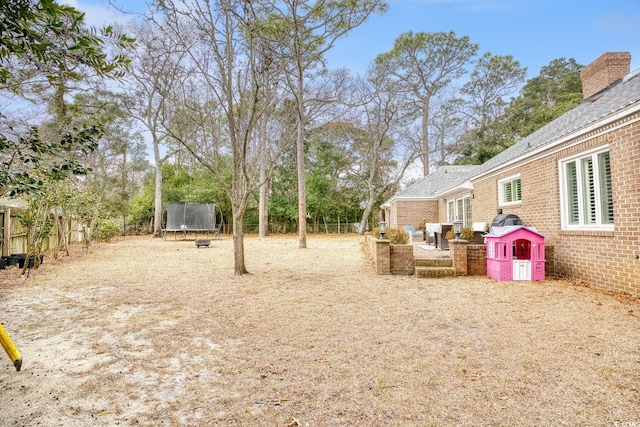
429,90,466,166
352,66,419,233
155,0,287,274
460,53,527,129
263,0,388,248
375,31,478,177
452,53,527,164
253,32,295,238
119,19,187,237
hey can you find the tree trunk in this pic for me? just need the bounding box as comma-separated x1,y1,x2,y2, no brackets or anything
153,140,164,238
54,213,64,258
296,74,307,248
258,168,269,238
422,95,430,177
232,211,248,275
359,203,373,236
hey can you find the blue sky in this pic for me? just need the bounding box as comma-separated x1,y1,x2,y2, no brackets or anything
66,0,640,78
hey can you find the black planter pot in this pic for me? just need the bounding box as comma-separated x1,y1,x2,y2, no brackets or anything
6,255,17,266
13,254,27,269
0,258,5,270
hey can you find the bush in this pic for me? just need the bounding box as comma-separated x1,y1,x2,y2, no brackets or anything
373,227,409,244
94,218,121,241
445,226,474,241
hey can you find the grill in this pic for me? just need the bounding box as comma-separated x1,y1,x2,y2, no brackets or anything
491,209,522,227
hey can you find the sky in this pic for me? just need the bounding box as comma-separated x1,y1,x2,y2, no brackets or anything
64,0,640,78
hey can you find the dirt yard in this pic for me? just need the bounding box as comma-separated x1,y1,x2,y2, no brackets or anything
1,235,639,426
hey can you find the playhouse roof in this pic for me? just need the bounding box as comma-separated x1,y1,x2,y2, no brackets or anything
486,225,545,239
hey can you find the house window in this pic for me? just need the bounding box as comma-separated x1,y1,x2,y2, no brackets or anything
447,195,472,227
499,174,521,206
560,148,613,230
447,200,455,224
464,197,472,227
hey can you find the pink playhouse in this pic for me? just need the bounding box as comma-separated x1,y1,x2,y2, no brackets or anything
485,226,545,281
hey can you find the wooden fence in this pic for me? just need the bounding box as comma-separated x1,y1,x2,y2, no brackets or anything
1,205,85,257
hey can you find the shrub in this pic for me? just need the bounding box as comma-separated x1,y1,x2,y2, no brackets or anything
373,227,409,244
94,218,121,241
387,227,410,244
445,226,474,241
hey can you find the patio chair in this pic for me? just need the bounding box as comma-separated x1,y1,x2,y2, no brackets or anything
403,226,424,242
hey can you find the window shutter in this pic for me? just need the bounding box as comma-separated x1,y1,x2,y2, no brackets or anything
581,157,596,224
514,179,521,201
598,152,613,224
566,162,579,224
504,181,512,202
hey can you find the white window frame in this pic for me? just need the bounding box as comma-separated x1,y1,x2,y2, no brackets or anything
559,146,613,231
446,194,472,227
498,174,522,206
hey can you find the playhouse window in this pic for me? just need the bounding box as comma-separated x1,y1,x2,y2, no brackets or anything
513,239,531,259
498,174,521,206
560,147,613,230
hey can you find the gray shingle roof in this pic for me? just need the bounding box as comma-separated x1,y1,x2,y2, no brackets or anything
385,69,640,202
473,69,640,179
389,165,478,200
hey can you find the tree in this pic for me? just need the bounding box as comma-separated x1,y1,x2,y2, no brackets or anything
264,0,388,248
268,149,299,233
461,53,527,130
351,66,418,233
0,0,134,196
306,124,353,233
0,0,130,85
68,91,149,233
453,57,583,165
155,0,284,274
428,90,465,166
119,19,187,237
375,31,478,176
452,53,527,164
505,57,583,137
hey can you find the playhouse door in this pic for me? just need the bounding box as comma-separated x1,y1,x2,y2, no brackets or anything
513,260,531,280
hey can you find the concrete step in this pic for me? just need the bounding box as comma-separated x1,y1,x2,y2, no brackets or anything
414,257,452,268
415,266,456,278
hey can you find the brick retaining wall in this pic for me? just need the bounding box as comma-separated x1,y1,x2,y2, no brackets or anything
365,235,554,280
468,245,487,276
390,244,415,275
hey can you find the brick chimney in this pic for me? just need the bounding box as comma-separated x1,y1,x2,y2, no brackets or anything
580,52,631,99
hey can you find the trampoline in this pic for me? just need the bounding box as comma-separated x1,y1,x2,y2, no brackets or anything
163,202,219,240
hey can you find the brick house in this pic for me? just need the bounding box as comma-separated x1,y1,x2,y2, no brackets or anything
381,165,478,230
382,52,640,296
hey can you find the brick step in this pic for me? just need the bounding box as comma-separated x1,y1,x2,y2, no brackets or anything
415,266,456,278
414,257,452,268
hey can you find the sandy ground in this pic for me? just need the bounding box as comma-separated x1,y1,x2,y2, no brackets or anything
0,235,639,426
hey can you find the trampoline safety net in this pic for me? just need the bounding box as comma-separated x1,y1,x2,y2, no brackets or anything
165,202,216,231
